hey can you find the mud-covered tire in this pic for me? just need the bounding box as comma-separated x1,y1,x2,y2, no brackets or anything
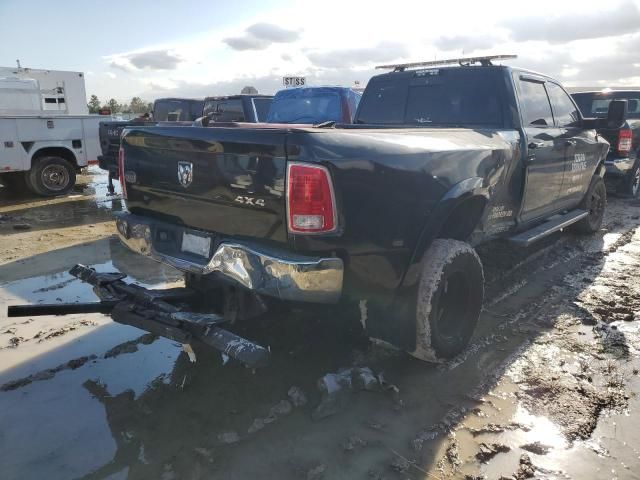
623,162,640,198
410,239,484,362
27,156,76,196
573,176,607,234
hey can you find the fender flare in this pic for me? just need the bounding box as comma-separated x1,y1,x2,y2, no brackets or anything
402,177,490,289
373,177,490,351
29,142,80,168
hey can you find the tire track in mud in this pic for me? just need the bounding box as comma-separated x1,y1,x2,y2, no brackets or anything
412,217,640,451
0,333,158,392
0,319,98,350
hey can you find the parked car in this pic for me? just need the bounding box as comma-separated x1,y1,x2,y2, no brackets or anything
98,97,204,193
571,90,640,196
266,86,361,124
198,94,273,125
110,56,622,363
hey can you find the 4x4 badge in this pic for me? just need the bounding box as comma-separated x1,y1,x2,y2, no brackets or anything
177,161,193,187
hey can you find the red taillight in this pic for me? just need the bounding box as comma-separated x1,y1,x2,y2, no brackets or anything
118,147,127,199
287,163,336,234
618,129,632,154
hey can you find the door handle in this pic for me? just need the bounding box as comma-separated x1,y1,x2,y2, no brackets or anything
528,141,545,149
564,139,577,146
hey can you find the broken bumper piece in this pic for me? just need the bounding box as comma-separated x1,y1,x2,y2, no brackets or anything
8,264,271,368
115,212,344,304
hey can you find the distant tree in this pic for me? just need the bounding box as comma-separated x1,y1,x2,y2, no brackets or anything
129,97,147,114
241,86,258,94
107,98,120,113
87,95,101,113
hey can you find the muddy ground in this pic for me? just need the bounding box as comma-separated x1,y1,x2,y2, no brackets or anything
1,168,639,480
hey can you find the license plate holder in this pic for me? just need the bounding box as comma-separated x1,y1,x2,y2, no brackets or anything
181,231,211,258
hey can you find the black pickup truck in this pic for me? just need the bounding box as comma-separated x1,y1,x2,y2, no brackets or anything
113,56,624,362
572,90,640,196
97,98,204,189
197,94,273,125
99,96,272,193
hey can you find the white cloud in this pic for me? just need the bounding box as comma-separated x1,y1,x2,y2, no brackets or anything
224,22,301,51
90,0,640,101
107,49,183,72
503,1,640,43
306,42,410,68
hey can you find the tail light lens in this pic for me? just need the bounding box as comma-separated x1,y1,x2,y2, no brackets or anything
287,163,337,234
617,129,632,154
118,147,127,199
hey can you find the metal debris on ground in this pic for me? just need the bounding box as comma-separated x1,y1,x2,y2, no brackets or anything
312,367,397,420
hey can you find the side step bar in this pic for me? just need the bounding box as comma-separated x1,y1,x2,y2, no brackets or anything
7,264,270,368
509,209,588,247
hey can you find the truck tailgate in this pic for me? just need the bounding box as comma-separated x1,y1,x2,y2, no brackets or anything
122,126,289,243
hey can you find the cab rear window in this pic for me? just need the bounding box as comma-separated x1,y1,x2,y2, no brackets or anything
572,92,640,118
356,68,504,126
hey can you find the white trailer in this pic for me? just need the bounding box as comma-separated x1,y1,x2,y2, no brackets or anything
0,66,88,115
0,67,105,196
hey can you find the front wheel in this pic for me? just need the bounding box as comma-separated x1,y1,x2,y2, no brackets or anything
573,176,606,234
623,162,640,198
28,156,76,196
410,239,484,362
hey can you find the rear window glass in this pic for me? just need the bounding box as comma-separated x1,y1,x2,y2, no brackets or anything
253,98,272,122
267,88,343,124
356,68,504,126
203,99,245,122
572,92,640,118
154,99,202,121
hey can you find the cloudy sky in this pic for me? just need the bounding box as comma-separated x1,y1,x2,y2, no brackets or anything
1,0,639,103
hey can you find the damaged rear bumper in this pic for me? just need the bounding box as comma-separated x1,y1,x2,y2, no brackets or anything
115,212,344,304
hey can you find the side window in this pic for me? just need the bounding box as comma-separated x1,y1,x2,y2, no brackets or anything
216,100,245,122
546,83,580,127
203,100,219,117
252,98,272,122
518,79,554,127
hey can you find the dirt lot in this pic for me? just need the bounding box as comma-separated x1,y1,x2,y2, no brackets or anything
1,168,639,480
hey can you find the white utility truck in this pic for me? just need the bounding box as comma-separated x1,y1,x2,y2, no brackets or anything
0,66,103,196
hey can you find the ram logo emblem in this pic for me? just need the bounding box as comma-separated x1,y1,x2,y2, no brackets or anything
177,161,193,188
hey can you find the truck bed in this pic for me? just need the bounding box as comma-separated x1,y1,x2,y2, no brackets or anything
121,124,516,256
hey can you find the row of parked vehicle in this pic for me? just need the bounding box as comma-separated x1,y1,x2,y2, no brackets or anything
14,56,637,367
97,86,362,192
81,55,639,367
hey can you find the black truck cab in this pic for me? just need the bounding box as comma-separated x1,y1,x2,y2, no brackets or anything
199,94,273,125
572,90,640,196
